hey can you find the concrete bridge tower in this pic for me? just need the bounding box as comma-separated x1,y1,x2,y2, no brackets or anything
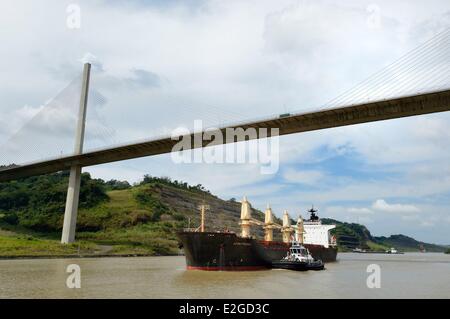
61,63,91,244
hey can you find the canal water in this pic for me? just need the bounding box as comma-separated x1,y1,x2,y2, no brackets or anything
0,253,448,298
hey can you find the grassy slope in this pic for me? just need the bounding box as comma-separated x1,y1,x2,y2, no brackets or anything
0,185,180,257
76,186,183,255
0,228,97,257
0,182,271,257
366,240,390,251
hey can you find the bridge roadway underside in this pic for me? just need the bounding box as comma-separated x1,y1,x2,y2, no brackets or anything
1,89,450,182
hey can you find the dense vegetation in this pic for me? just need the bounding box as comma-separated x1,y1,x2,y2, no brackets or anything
0,172,214,256
374,234,447,252
0,173,213,231
140,175,212,195
322,218,373,250
0,172,108,231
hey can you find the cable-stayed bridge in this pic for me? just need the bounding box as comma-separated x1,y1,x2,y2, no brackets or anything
0,28,449,243
0,88,449,182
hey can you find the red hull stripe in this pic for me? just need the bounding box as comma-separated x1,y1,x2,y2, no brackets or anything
187,265,268,271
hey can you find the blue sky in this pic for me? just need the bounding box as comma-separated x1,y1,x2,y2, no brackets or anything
0,0,449,244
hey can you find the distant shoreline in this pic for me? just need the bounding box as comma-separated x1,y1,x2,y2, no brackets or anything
1,251,448,261
0,253,182,261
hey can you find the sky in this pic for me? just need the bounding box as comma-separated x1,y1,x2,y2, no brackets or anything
0,0,449,244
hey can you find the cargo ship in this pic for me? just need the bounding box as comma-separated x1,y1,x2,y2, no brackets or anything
177,197,337,270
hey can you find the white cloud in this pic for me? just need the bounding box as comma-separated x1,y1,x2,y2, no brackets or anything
348,207,373,215
401,214,420,221
372,199,420,213
282,168,325,185
420,220,435,227
80,52,104,72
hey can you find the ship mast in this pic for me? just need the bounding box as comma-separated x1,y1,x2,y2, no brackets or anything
240,196,252,237
295,215,304,244
281,210,294,243
197,202,210,232
263,204,275,241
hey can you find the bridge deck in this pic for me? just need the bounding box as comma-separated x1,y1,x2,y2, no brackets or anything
1,89,450,182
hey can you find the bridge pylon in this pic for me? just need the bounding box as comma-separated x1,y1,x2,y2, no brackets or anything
61,63,91,244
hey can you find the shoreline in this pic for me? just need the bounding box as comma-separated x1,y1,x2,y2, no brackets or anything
2,251,446,261
0,253,183,261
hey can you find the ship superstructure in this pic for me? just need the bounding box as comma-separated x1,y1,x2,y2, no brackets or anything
302,207,337,249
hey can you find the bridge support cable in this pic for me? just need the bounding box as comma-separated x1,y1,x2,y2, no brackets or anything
317,27,450,111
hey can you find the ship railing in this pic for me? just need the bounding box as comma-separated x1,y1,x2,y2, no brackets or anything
182,227,238,234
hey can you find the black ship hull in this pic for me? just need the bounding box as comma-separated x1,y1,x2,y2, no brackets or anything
304,244,338,263
177,231,269,270
177,231,337,271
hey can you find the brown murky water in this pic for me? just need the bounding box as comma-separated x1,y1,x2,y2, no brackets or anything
0,253,449,298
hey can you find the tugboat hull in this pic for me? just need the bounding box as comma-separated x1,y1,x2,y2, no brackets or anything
272,261,310,271
272,260,325,271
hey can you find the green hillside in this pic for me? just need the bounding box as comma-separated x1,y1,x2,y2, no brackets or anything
322,219,447,252
374,234,445,252
0,171,447,257
0,172,273,257
322,218,374,251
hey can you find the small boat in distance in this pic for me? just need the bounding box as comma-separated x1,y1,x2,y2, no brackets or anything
386,247,404,254
271,241,325,271
352,246,404,254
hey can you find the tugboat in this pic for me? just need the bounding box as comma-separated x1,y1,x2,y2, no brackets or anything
271,241,325,271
